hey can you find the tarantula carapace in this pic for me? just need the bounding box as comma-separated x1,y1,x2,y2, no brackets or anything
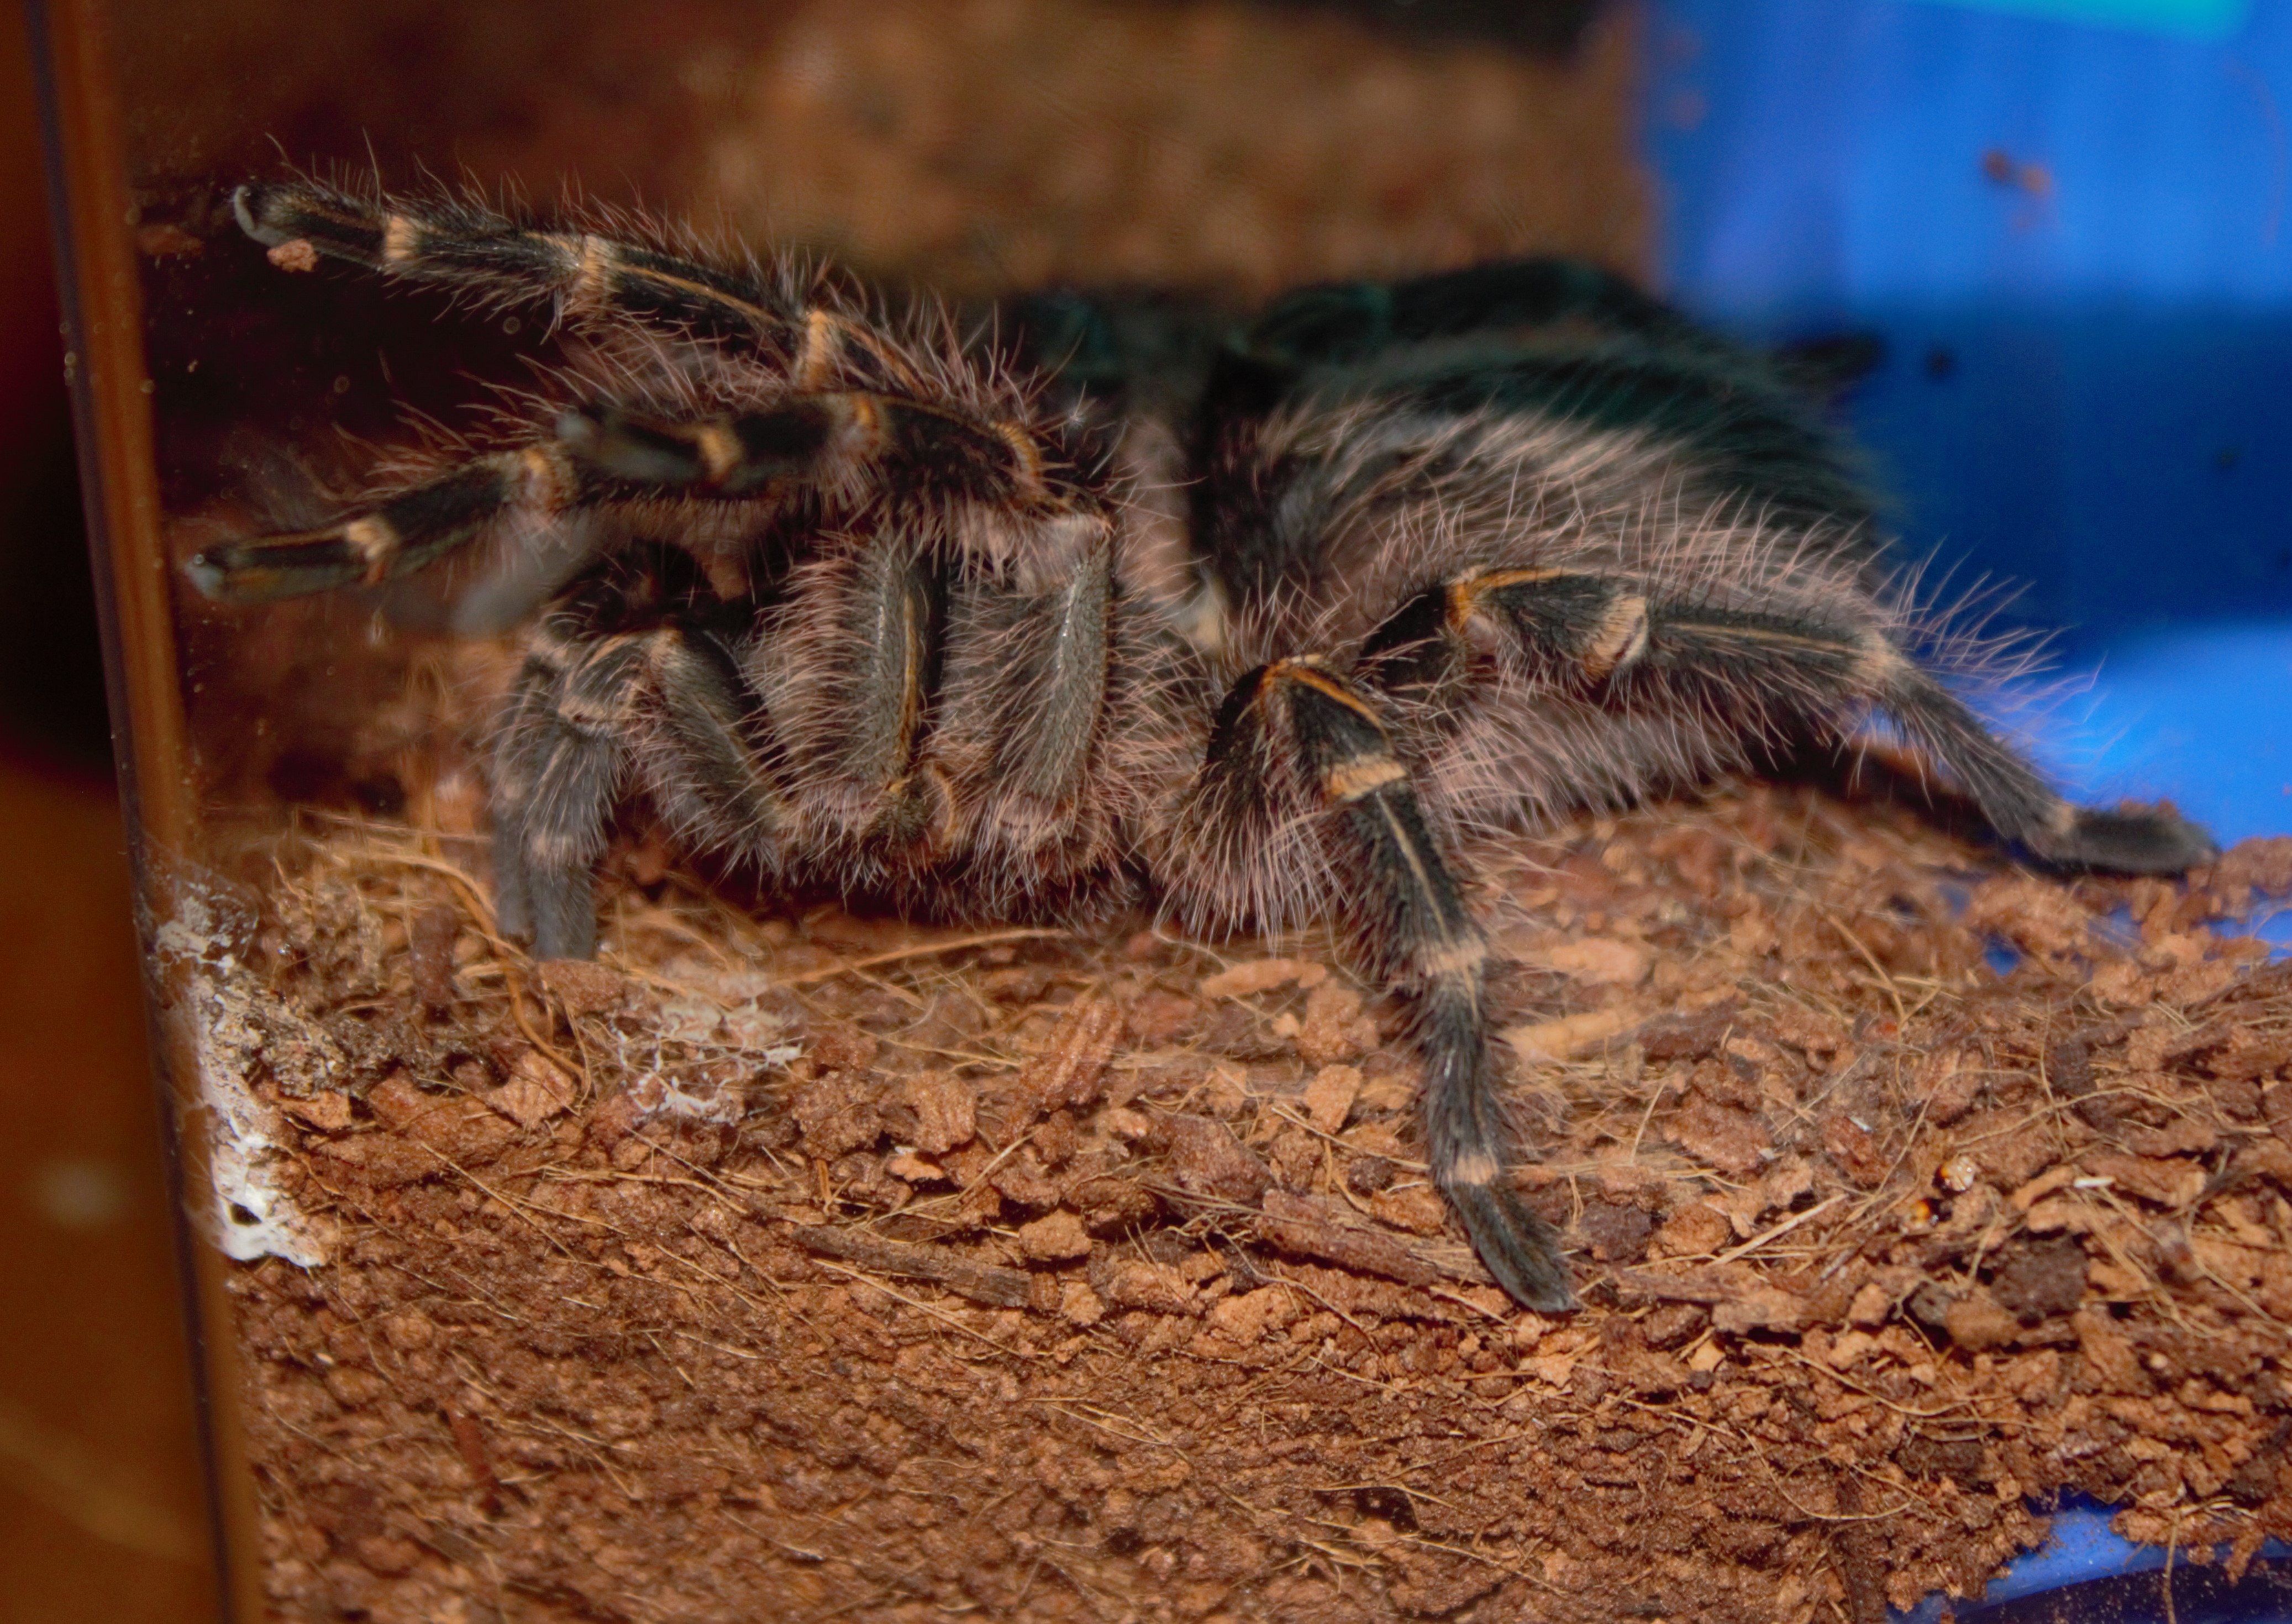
188,178,2215,1311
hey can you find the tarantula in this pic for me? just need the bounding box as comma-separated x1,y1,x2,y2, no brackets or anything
188,178,2215,1311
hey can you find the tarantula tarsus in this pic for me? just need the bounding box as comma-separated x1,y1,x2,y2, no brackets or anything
188,178,2215,1312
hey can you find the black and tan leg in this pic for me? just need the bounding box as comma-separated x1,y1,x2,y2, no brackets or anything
233,178,914,385
556,393,1075,510
186,443,583,605
184,382,1082,608
990,540,1112,822
1359,567,2217,874
634,626,786,866
532,399,1108,864
491,629,634,960
1196,659,1576,1311
494,563,784,959
940,527,1114,844
196,186,1087,609
798,538,956,855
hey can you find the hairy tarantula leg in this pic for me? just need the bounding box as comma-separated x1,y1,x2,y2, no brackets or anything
496,554,784,958
497,623,786,958
185,382,1080,608
1361,570,2217,875
847,543,953,850
636,629,786,862
1858,656,2219,873
489,658,553,947
234,179,915,382
985,530,1113,823
492,628,640,960
780,537,960,854
185,446,580,605
1204,660,1575,1311
558,396,1072,509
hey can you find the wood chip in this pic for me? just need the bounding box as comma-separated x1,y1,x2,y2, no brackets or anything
488,1051,576,1127
2010,1165,2080,1211
1197,958,1325,999
1711,1283,1812,1334
282,1091,353,1132
1671,1096,1771,1178
1539,937,1651,985
1502,1005,1643,1061
1016,1210,1092,1262
1255,1190,1436,1286
900,1071,977,1155
788,1224,1032,1309
2081,1152,2206,1208
1018,996,1124,1115
1942,1289,2021,1352
1368,1185,1449,1236
1301,1064,1361,1134
1163,1114,1272,1203
1101,1260,1195,1314
538,958,628,1017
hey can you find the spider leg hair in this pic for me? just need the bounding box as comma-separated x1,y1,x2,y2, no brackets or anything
934,524,1117,853
495,555,784,958
233,176,912,380
1185,659,1575,1312
183,383,1080,606
1865,654,2217,872
765,535,958,860
558,393,1066,511
1357,564,2217,875
491,624,630,960
186,443,581,603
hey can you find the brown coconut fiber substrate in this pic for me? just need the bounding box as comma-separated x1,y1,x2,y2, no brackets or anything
185,780,2292,1624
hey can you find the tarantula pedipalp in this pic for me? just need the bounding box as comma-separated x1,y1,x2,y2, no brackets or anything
188,178,2215,1312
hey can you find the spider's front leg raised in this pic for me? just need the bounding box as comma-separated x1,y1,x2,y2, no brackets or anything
192,175,1094,608
184,382,1072,607
1181,658,1576,1312
232,178,914,379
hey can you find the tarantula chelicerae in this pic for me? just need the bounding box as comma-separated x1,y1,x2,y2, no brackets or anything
189,178,2215,1311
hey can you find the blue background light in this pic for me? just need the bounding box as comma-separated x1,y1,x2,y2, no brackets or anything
1646,0,2292,869
1917,0,2254,36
